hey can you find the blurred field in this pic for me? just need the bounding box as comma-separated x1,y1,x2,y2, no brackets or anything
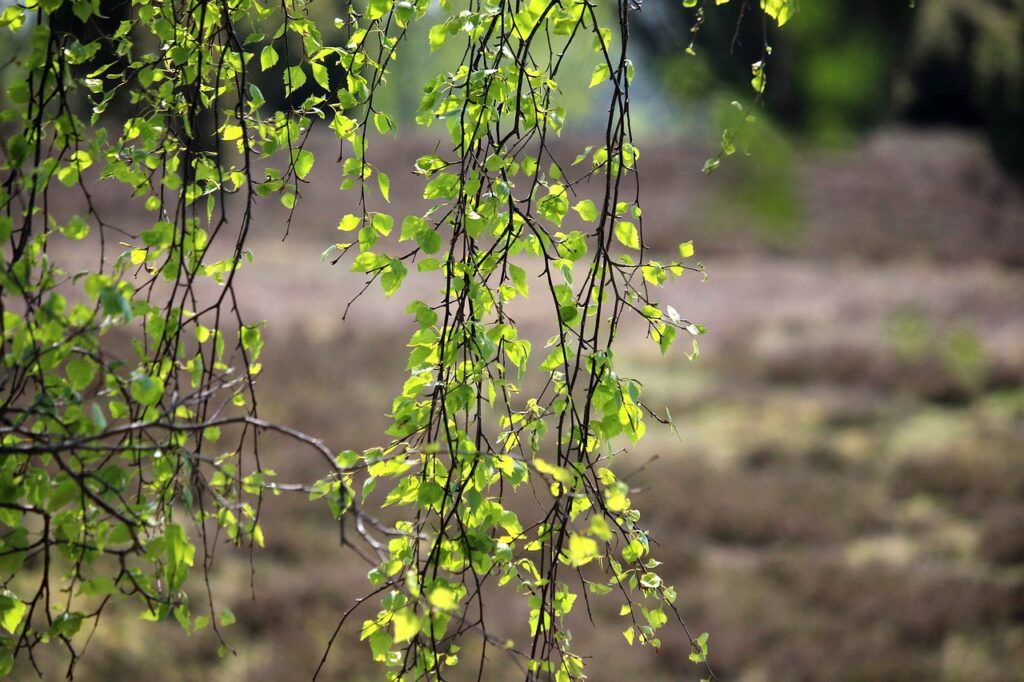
20,128,1024,681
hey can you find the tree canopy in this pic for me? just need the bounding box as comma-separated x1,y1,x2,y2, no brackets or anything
1,0,794,678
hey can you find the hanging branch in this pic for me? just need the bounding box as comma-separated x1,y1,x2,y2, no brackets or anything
0,0,796,679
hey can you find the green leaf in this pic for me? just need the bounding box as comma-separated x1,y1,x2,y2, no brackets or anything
222,124,243,141
285,65,306,90
352,251,383,273
367,0,390,20
509,264,529,297
678,240,695,258
416,227,442,254
589,63,611,88
130,374,164,406
331,114,357,139
399,215,423,241
99,286,133,319
639,572,663,589
0,593,27,634
751,60,766,94
292,149,315,180
538,185,569,226
372,213,393,236
689,632,710,663
557,231,588,261
392,608,420,642
614,221,640,249
380,260,407,297
428,23,447,51
428,586,458,611
338,214,361,232
761,0,794,26
373,112,395,135
534,458,573,486
573,199,598,222
61,215,90,240
423,173,459,199
7,80,29,104
311,62,330,91
66,358,97,390
90,403,108,430
260,45,279,71
368,628,392,659
564,534,599,567
72,0,94,21
657,325,676,355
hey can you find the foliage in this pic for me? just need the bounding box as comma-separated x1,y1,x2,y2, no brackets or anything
0,0,793,678
905,0,1024,175
638,0,1024,176
633,0,913,139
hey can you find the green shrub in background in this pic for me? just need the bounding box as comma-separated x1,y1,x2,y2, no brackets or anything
638,0,1024,175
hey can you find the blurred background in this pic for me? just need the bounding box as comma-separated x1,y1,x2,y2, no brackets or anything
13,1,1024,680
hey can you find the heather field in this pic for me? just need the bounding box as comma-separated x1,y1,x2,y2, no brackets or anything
18,129,1024,681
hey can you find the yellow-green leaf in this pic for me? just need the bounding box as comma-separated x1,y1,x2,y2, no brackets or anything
0,594,27,634
428,586,458,611
614,221,639,249
392,608,420,642
260,45,278,71
292,149,314,180
564,534,599,567
573,199,598,222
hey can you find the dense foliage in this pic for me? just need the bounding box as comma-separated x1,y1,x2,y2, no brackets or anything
1,0,792,678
